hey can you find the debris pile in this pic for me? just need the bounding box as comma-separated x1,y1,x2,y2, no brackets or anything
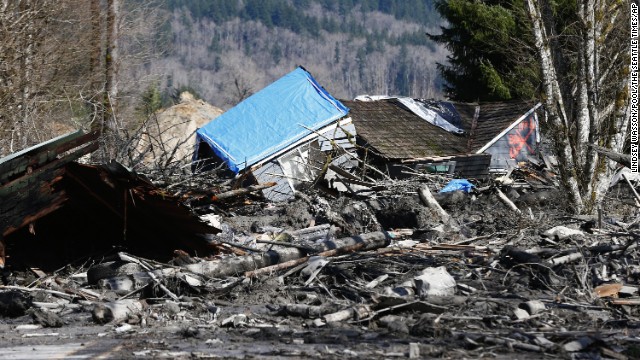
0,66,637,357
1,162,639,359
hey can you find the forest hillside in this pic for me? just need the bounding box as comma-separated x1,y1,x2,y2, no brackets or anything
0,0,447,157
140,0,447,110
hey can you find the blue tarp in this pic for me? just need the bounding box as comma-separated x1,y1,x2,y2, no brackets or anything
440,179,475,193
195,67,349,173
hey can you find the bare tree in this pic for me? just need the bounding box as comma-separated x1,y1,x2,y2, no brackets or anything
105,0,119,127
0,0,165,160
525,0,631,213
0,0,68,154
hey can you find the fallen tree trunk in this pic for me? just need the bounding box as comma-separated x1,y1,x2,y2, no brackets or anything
588,143,631,168
185,231,392,278
190,182,277,207
495,188,521,214
418,185,450,223
245,242,364,277
622,174,640,206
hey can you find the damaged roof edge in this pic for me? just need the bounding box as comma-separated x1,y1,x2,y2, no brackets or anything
195,67,349,174
475,103,542,154
249,117,355,172
0,130,100,184
1,130,100,238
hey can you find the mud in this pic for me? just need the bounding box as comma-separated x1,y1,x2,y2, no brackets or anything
1,176,639,359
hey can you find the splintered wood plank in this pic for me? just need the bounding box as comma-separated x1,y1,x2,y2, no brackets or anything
2,190,68,237
0,140,98,237
0,130,98,184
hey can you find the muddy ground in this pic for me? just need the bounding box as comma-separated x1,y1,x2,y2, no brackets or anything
1,174,639,359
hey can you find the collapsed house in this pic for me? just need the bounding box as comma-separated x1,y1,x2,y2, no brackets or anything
194,67,356,202
0,130,219,269
343,98,542,178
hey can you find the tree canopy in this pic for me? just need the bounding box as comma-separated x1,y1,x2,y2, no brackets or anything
429,0,539,102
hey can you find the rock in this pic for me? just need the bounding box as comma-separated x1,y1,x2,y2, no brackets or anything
220,314,248,327
87,261,142,285
0,291,32,317
97,276,135,295
563,336,594,352
513,308,530,320
163,301,181,316
92,300,145,324
518,300,546,315
517,190,558,206
29,308,64,328
434,190,468,208
413,266,456,297
378,315,409,334
409,343,420,359
543,226,584,240
136,91,224,166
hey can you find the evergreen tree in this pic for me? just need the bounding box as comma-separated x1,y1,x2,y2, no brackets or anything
429,0,538,102
139,83,163,116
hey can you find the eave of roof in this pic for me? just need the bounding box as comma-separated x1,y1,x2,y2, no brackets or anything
344,99,541,160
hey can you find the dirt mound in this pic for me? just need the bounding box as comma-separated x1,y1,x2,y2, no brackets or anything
136,92,224,168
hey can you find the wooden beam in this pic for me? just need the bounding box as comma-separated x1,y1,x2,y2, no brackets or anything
0,130,99,184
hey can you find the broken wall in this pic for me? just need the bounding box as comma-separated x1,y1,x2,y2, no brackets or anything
483,112,539,170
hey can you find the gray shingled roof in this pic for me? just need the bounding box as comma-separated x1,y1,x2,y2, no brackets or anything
342,99,468,160
343,99,539,160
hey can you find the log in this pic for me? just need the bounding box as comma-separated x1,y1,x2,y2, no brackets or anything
290,224,332,242
190,182,277,206
279,304,340,318
622,173,640,206
484,336,544,352
318,231,391,251
185,231,391,278
185,247,305,278
323,304,371,323
245,242,363,277
587,143,631,168
547,252,583,266
611,298,640,305
495,188,521,213
262,230,399,278
418,185,450,223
